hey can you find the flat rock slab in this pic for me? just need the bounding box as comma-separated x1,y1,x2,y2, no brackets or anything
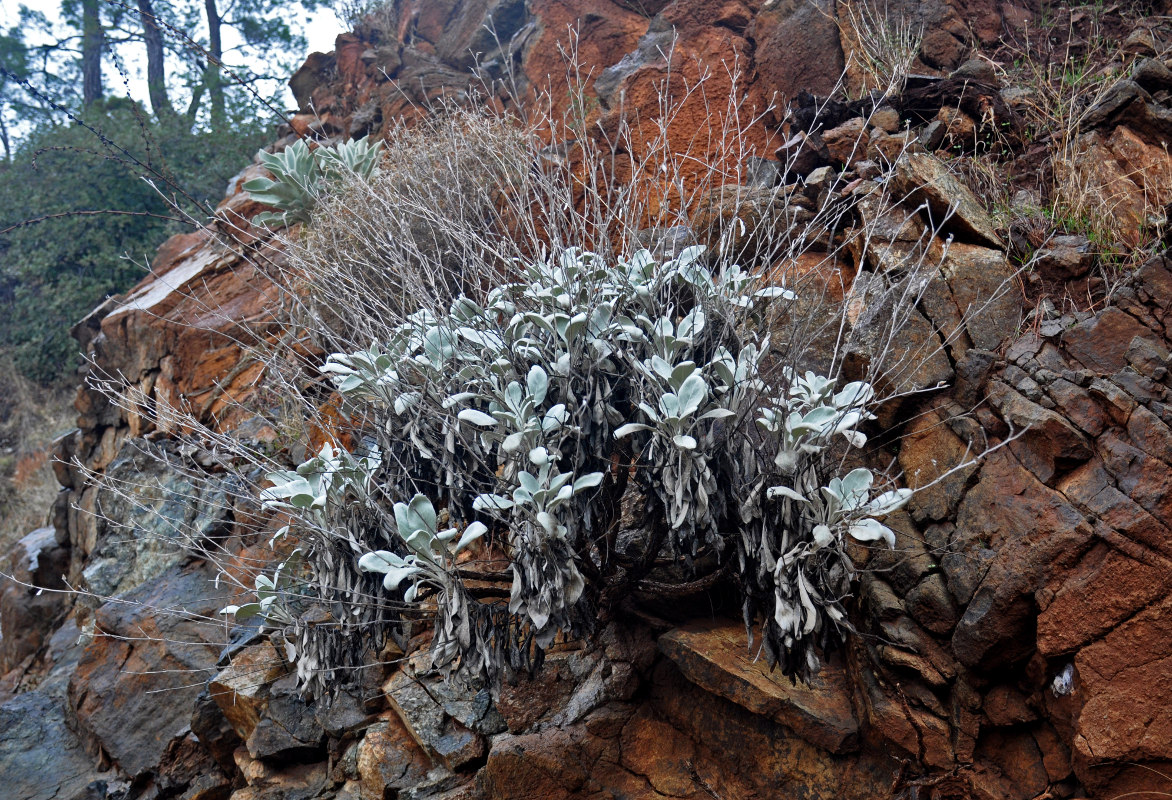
892,152,1003,249
659,619,858,753
383,668,486,770
209,640,290,741
0,690,108,800
70,564,225,778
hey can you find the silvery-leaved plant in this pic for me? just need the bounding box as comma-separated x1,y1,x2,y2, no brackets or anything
220,548,304,627
244,136,384,228
252,243,907,687
757,369,876,475
260,441,382,516
472,463,603,643
357,494,486,667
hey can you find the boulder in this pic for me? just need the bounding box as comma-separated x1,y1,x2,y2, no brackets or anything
383,666,487,770
658,618,858,753
209,641,291,742
618,706,699,796
822,116,869,165
227,760,330,800
939,242,1021,352
0,526,69,672
78,438,240,599
1037,536,1168,658
1062,307,1157,375
1034,234,1095,280
354,710,434,800
750,0,844,100
690,183,791,264
774,130,831,178
481,729,591,800
899,402,979,523
842,271,954,403
0,690,110,800
891,152,1003,248
987,381,1094,484
650,659,895,798
950,450,1094,670
1073,593,1172,795
69,564,225,778
89,234,280,435
972,727,1051,800
1068,123,1172,246
245,673,325,761
288,51,337,111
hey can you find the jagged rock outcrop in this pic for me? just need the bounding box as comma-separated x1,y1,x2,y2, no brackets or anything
4,2,1172,799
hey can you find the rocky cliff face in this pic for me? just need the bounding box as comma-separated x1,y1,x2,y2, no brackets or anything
4,1,1172,799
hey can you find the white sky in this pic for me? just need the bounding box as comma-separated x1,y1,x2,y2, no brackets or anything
0,0,344,110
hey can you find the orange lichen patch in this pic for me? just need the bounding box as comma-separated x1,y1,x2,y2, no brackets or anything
768,251,857,304
308,395,359,454
11,449,49,489
335,32,369,84
521,0,649,121
204,361,268,430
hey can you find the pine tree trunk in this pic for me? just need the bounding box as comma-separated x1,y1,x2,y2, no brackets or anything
81,0,102,107
137,0,173,118
204,0,224,128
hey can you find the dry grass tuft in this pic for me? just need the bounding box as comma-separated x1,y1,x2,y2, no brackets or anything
991,5,1164,272
836,0,924,98
291,109,534,354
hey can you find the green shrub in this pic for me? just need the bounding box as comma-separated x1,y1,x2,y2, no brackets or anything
0,105,272,383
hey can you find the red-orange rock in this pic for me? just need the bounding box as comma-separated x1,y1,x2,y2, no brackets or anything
1038,539,1168,657
650,658,895,798
1073,593,1172,794
951,449,1093,670
983,685,1036,726
659,618,859,754
494,649,595,733
899,401,978,523
91,235,280,435
69,565,225,778
618,706,697,796
891,152,1003,248
208,641,291,741
0,527,69,673
988,380,1093,484
355,710,433,800
823,117,869,165
750,0,843,102
770,250,856,304
972,728,1049,800
481,729,589,800
1062,307,1156,375
1069,124,1172,247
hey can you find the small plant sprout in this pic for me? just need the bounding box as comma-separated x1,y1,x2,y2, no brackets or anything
220,548,305,627
358,494,486,600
